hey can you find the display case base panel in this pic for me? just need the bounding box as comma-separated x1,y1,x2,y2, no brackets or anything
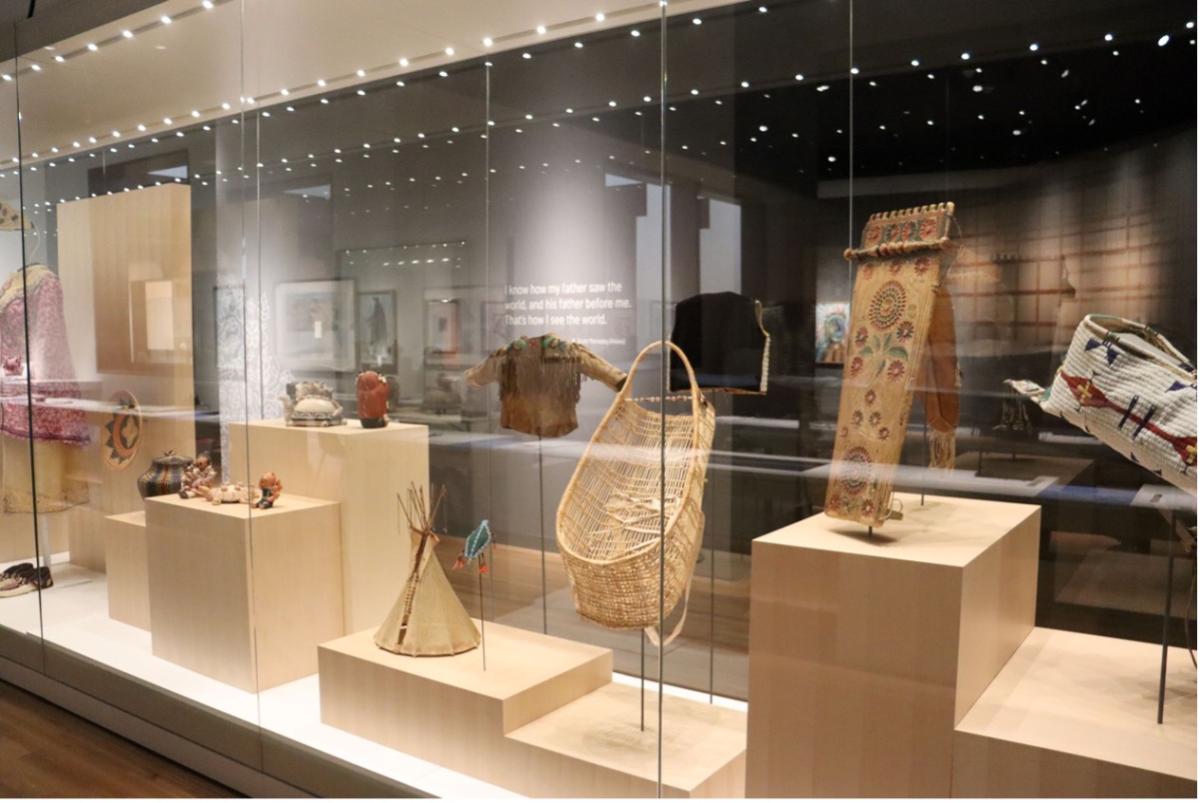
953,627,1196,798
318,623,747,797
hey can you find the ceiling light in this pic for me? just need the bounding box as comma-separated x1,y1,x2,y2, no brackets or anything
1157,34,1170,46
320,98,329,104
1,74,10,81
317,79,327,86
111,129,121,137
356,68,366,77
594,12,605,22
690,88,699,95
357,89,366,95
1104,33,1113,42
536,24,547,35
910,58,920,67
850,66,860,75
203,0,214,9
794,73,805,81
396,80,405,86
444,47,455,56
642,95,652,102
160,14,172,24
816,84,829,92
482,36,493,47
827,155,836,163
960,51,971,60
137,123,146,131
926,119,934,126
972,84,983,92
574,41,583,48
758,124,768,132
54,55,64,62
86,42,98,51
1028,42,1039,51
280,88,289,96
977,113,985,120
191,109,200,117
122,29,133,38
758,5,768,11
692,17,702,25
398,58,409,67
740,80,750,88
1188,21,1195,29
1012,129,1022,136
30,64,41,72
631,29,640,37
522,52,532,59
221,101,231,110
438,70,448,77
162,117,171,125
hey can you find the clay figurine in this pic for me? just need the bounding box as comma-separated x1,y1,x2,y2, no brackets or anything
205,482,249,506
280,381,344,427
356,371,390,429
255,471,282,509
179,453,217,499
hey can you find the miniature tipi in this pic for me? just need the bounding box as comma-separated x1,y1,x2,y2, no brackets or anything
374,484,480,656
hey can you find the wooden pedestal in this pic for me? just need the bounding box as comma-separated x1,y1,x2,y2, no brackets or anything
104,510,149,630
146,494,343,692
746,493,1040,797
226,420,428,632
319,624,747,797
953,628,1196,798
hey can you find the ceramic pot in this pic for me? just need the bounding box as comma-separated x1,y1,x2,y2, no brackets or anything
138,450,191,499
356,371,389,428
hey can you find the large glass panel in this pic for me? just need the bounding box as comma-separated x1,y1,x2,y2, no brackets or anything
12,0,263,768
0,19,47,672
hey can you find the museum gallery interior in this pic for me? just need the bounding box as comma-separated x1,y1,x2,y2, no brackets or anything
0,0,1194,798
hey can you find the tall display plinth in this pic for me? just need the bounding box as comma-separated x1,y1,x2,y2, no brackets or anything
746,493,1040,797
226,420,429,633
319,624,747,797
103,510,149,630
953,628,1196,798
146,494,343,692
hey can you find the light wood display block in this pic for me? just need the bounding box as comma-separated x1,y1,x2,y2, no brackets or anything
104,511,149,630
746,493,1040,797
227,419,428,632
953,627,1196,798
319,623,747,797
146,494,343,692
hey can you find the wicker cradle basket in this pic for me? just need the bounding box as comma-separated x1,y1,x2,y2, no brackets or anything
556,340,715,644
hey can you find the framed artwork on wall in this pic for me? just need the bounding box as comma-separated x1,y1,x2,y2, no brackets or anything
357,290,397,371
274,279,356,371
425,298,460,366
815,301,849,365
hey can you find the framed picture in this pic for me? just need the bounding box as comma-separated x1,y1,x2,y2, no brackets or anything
357,290,397,371
274,279,356,371
425,298,460,365
815,301,849,365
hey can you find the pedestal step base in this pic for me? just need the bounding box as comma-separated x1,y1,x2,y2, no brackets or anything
318,622,747,797
953,628,1196,798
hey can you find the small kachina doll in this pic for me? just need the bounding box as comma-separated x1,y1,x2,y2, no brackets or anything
256,471,283,509
179,453,217,499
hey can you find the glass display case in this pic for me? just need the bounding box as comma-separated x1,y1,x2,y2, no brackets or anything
0,0,1194,797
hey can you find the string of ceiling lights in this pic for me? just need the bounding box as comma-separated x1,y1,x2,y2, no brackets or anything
2,3,1194,190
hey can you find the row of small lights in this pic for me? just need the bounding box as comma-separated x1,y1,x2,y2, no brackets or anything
5,8,1194,172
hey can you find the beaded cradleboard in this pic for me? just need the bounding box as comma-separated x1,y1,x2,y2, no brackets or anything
825,203,961,528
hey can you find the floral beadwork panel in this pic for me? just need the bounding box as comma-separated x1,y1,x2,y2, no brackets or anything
824,204,956,528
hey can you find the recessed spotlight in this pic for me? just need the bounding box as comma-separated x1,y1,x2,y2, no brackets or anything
740,80,750,88
910,58,921,67
202,0,214,9
280,88,289,96
692,17,702,25
522,52,532,59
86,42,98,51
642,95,652,102
356,68,366,77
122,29,134,38
444,46,455,56
1104,33,1114,42
960,51,971,60
221,101,231,110
794,73,805,81
594,12,605,22
977,113,985,120
317,78,327,87
162,117,172,125
827,155,836,162
1157,34,1170,46
191,109,200,117
482,36,494,47
574,41,583,49
357,89,366,95
972,84,983,93
54,55,64,62
30,64,42,72
816,84,829,92
758,124,768,132
1012,129,1022,136
438,70,448,77
536,24,547,35
690,88,699,95
926,119,934,126
137,123,146,131
1028,42,1039,51
758,5,768,11
398,58,409,67
609,99,618,106
850,66,860,75
160,14,172,24
631,29,640,37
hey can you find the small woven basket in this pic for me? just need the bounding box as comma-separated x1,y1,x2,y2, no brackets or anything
556,341,715,642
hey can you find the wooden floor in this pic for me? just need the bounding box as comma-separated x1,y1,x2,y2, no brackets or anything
0,680,238,798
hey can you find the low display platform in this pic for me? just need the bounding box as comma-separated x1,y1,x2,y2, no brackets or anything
146,494,344,692
319,623,747,797
747,493,1040,797
103,510,149,630
953,627,1196,798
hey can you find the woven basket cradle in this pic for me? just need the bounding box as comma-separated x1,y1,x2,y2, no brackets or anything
556,341,715,643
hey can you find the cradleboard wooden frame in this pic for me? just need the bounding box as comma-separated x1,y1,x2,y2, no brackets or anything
825,203,961,528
